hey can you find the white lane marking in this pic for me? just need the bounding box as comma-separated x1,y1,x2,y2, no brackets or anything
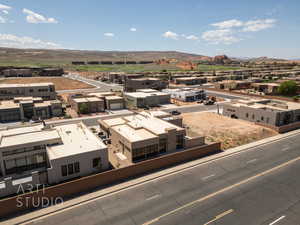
202,174,216,181
203,209,234,225
142,156,300,225
14,132,300,225
146,194,160,201
269,215,286,225
246,159,258,164
282,147,290,152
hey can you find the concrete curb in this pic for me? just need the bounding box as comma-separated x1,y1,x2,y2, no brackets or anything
4,129,300,225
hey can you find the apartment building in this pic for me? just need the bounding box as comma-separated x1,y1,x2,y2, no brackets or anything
0,83,57,100
0,122,109,198
223,99,300,127
98,113,205,168
124,89,170,108
0,97,62,122
162,88,206,102
124,78,168,92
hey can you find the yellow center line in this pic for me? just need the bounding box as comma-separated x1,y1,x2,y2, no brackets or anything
203,209,234,225
142,156,300,225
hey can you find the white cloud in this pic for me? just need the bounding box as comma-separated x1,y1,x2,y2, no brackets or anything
242,19,276,32
130,27,137,32
0,34,61,49
202,18,277,44
0,4,11,10
23,8,58,24
212,19,243,29
0,4,11,22
185,35,199,40
202,29,240,45
104,32,115,37
162,31,179,40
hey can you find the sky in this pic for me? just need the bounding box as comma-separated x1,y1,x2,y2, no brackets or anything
0,0,299,59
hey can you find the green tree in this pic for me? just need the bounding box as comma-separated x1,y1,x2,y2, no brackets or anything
278,81,298,96
78,103,89,114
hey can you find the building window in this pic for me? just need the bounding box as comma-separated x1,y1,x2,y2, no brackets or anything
4,153,47,175
252,114,255,120
74,162,80,173
261,116,264,121
246,113,249,118
68,164,74,175
176,135,184,149
61,165,68,176
93,158,102,168
266,118,270,123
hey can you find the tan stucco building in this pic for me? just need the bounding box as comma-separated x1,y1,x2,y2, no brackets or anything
0,83,57,100
0,122,109,198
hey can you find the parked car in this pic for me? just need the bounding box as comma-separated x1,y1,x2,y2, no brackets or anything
170,110,181,115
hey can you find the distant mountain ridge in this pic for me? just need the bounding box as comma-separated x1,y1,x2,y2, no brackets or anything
0,48,209,64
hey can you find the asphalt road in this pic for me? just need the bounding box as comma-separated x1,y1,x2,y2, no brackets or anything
63,74,123,92
25,132,300,225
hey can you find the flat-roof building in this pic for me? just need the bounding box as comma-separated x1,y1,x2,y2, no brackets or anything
174,77,207,85
0,97,62,122
99,113,205,168
124,89,170,108
0,83,57,100
124,78,168,92
0,122,109,197
223,98,300,127
162,88,206,102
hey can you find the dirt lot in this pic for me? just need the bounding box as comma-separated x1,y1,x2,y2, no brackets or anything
182,112,277,150
0,77,94,91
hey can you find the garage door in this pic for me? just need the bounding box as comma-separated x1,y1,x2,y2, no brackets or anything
110,103,123,110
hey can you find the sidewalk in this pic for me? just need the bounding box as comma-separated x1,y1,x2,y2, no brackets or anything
3,129,300,225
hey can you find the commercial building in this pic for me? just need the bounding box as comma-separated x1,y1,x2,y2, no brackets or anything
0,83,57,100
162,88,206,102
0,122,109,198
0,97,62,122
124,89,171,108
223,99,300,127
98,113,205,168
124,78,168,92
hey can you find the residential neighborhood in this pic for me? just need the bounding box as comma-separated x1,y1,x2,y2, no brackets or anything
1,0,300,224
